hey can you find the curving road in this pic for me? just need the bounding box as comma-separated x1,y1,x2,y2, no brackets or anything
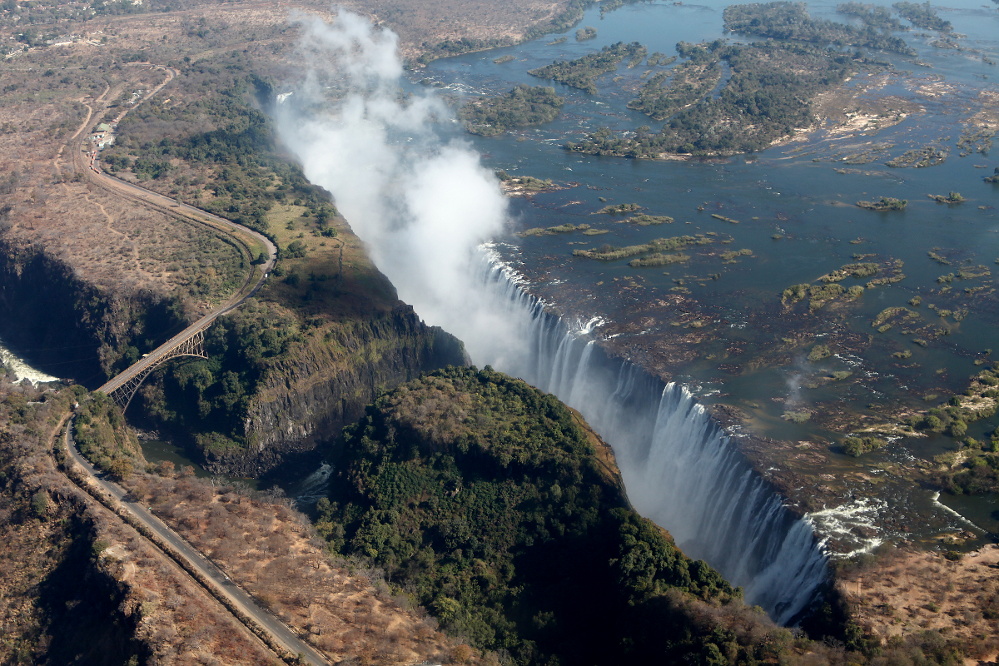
58,64,328,664
94,172,277,397
82,87,277,398
62,421,330,666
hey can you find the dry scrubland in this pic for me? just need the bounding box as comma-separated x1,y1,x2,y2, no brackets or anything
0,55,247,310
0,381,280,664
0,0,572,311
838,545,999,662
128,469,484,664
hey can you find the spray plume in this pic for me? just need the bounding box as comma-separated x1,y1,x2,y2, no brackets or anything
276,11,829,621
276,10,521,366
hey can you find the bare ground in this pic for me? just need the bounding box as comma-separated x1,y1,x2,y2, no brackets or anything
837,544,999,662
128,470,489,665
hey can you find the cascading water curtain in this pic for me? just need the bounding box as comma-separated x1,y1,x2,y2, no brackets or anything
476,247,828,624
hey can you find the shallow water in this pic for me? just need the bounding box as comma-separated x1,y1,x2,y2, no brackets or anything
417,0,999,547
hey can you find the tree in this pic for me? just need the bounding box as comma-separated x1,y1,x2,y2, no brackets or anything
31,490,49,519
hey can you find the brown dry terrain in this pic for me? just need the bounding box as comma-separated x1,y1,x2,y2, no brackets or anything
0,0,574,309
0,380,282,664
0,53,247,310
838,545,999,662
127,468,487,665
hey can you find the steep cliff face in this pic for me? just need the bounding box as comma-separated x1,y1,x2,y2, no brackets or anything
208,305,467,476
0,236,188,385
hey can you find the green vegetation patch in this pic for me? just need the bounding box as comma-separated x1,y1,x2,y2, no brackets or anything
720,248,753,263
872,306,920,331
529,41,648,94
928,192,965,204
836,2,908,31
137,300,303,457
595,202,643,215
570,39,860,157
519,223,591,237
781,259,902,310
820,262,880,283
893,1,953,32
856,197,908,211
495,171,556,192
74,393,144,480
574,234,713,261
724,1,915,54
629,252,690,267
459,85,564,136
628,48,724,120
620,213,674,225
842,435,889,457
318,366,800,664
885,145,948,168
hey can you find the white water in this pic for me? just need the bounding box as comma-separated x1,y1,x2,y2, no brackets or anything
0,337,59,385
276,12,827,624
294,462,333,506
473,250,829,624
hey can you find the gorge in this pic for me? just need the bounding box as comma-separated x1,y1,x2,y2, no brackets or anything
3,0,999,659
278,8,832,622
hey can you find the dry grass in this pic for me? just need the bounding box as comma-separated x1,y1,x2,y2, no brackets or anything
0,381,281,664
837,545,999,662
129,470,486,665
0,55,246,312
92,515,282,665
1,0,576,318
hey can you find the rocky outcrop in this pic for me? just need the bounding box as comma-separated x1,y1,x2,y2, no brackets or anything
204,305,467,476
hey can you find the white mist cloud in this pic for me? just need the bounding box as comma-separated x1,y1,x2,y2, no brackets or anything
277,10,522,365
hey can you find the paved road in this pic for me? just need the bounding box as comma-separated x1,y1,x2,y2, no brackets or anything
63,421,330,666
58,66,326,663
92,162,277,398
63,65,275,399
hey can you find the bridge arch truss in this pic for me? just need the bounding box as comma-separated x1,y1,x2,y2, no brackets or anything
105,329,208,411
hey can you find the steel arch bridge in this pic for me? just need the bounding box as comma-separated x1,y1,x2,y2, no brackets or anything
99,328,208,411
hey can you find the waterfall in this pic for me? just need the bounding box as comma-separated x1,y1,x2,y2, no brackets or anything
475,246,829,625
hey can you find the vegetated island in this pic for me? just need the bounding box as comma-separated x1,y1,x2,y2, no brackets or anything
725,1,914,54
316,366,815,664
458,85,564,136
836,2,909,32
566,1,917,158
573,233,715,262
528,41,647,94
495,170,563,196
856,196,908,211
928,191,965,204
892,0,953,32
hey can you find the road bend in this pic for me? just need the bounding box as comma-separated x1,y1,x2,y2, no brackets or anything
62,421,330,666
91,155,277,398
60,63,324,663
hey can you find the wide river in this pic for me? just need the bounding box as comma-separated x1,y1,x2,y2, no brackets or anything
414,0,999,547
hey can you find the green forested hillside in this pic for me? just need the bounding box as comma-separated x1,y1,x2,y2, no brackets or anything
317,366,800,664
